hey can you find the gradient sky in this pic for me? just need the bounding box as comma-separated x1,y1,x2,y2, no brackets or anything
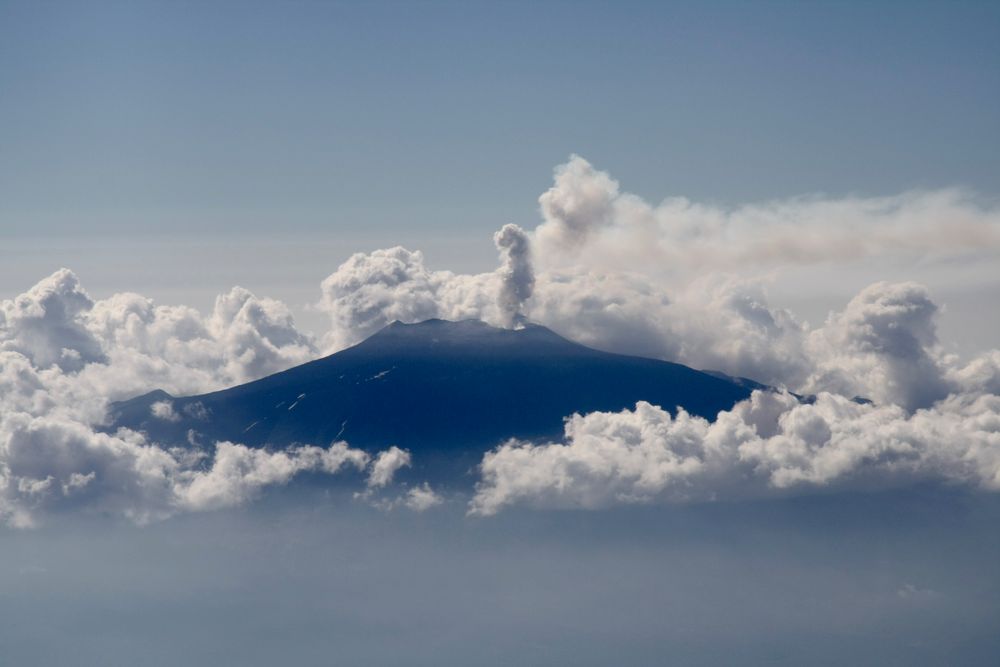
2,0,999,340
3,0,999,237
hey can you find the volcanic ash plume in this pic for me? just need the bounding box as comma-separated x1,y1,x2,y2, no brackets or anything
493,224,535,328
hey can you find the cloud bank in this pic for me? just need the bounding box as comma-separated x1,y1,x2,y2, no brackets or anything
2,154,999,524
0,272,428,526
308,155,1000,515
470,389,1000,516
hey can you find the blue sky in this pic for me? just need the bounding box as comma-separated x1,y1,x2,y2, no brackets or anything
2,0,999,242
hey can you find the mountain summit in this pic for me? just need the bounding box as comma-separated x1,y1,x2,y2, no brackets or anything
109,319,755,475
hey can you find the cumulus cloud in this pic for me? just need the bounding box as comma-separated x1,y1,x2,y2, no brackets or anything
0,324,378,527
0,349,400,527
536,154,619,252
403,483,444,511
311,245,815,389
206,286,317,384
306,156,1000,400
0,411,372,526
804,282,951,410
314,221,531,349
176,441,369,512
84,284,317,397
300,155,999,520
366,446,411,489
0,271,390,527
533,155,1000,274
0,412,178,526
470,389,1000,516
0,269,106,372
2,155,999,525
519,155,1000,394
0,378,418,526
316,247,501,350
528,272,813,389
358,481,445,513
949,350,1000,396
476,195,999,517
150,400,181,422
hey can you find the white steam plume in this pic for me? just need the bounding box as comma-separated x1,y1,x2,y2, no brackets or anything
493,223,535,328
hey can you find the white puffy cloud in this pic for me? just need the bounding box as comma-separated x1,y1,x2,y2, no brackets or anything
0,364,421,526
84,284,317,397
0,412,178,526
536,153,619,253
311,263,895,415
311,245,817,390
358,481,445,513
304,158,999,519
366,446,411,489
316,247,502,351
206,286,317,384
949,350,1000,396
354,446,445,513
804,282,951,410
470,401,738,516
0,269,106,372
0,271,378,527
0,324,379,526
0,408,373,526
176,441,369,512
0,343,393,527
528,272,813,389
403,483,444,512
470,389,1000,516
306,157,997,402
526,155,1000,396
3,155,1000,526
150,400,181,422
533,155,1000,275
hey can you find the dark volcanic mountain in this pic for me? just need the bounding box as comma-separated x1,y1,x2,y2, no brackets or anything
109,319,755,475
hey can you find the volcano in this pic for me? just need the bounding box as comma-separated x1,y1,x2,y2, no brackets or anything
109,319,757,476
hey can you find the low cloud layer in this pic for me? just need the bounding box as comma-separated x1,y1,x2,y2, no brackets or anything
470,390,1000,516
0,273,430,526
2,154,999,525
303,155,1000,516
0,391,374,527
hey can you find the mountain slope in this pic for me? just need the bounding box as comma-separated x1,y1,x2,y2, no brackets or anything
108,319,755,473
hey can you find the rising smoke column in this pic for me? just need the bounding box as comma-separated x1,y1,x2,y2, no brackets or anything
493,224,535,328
